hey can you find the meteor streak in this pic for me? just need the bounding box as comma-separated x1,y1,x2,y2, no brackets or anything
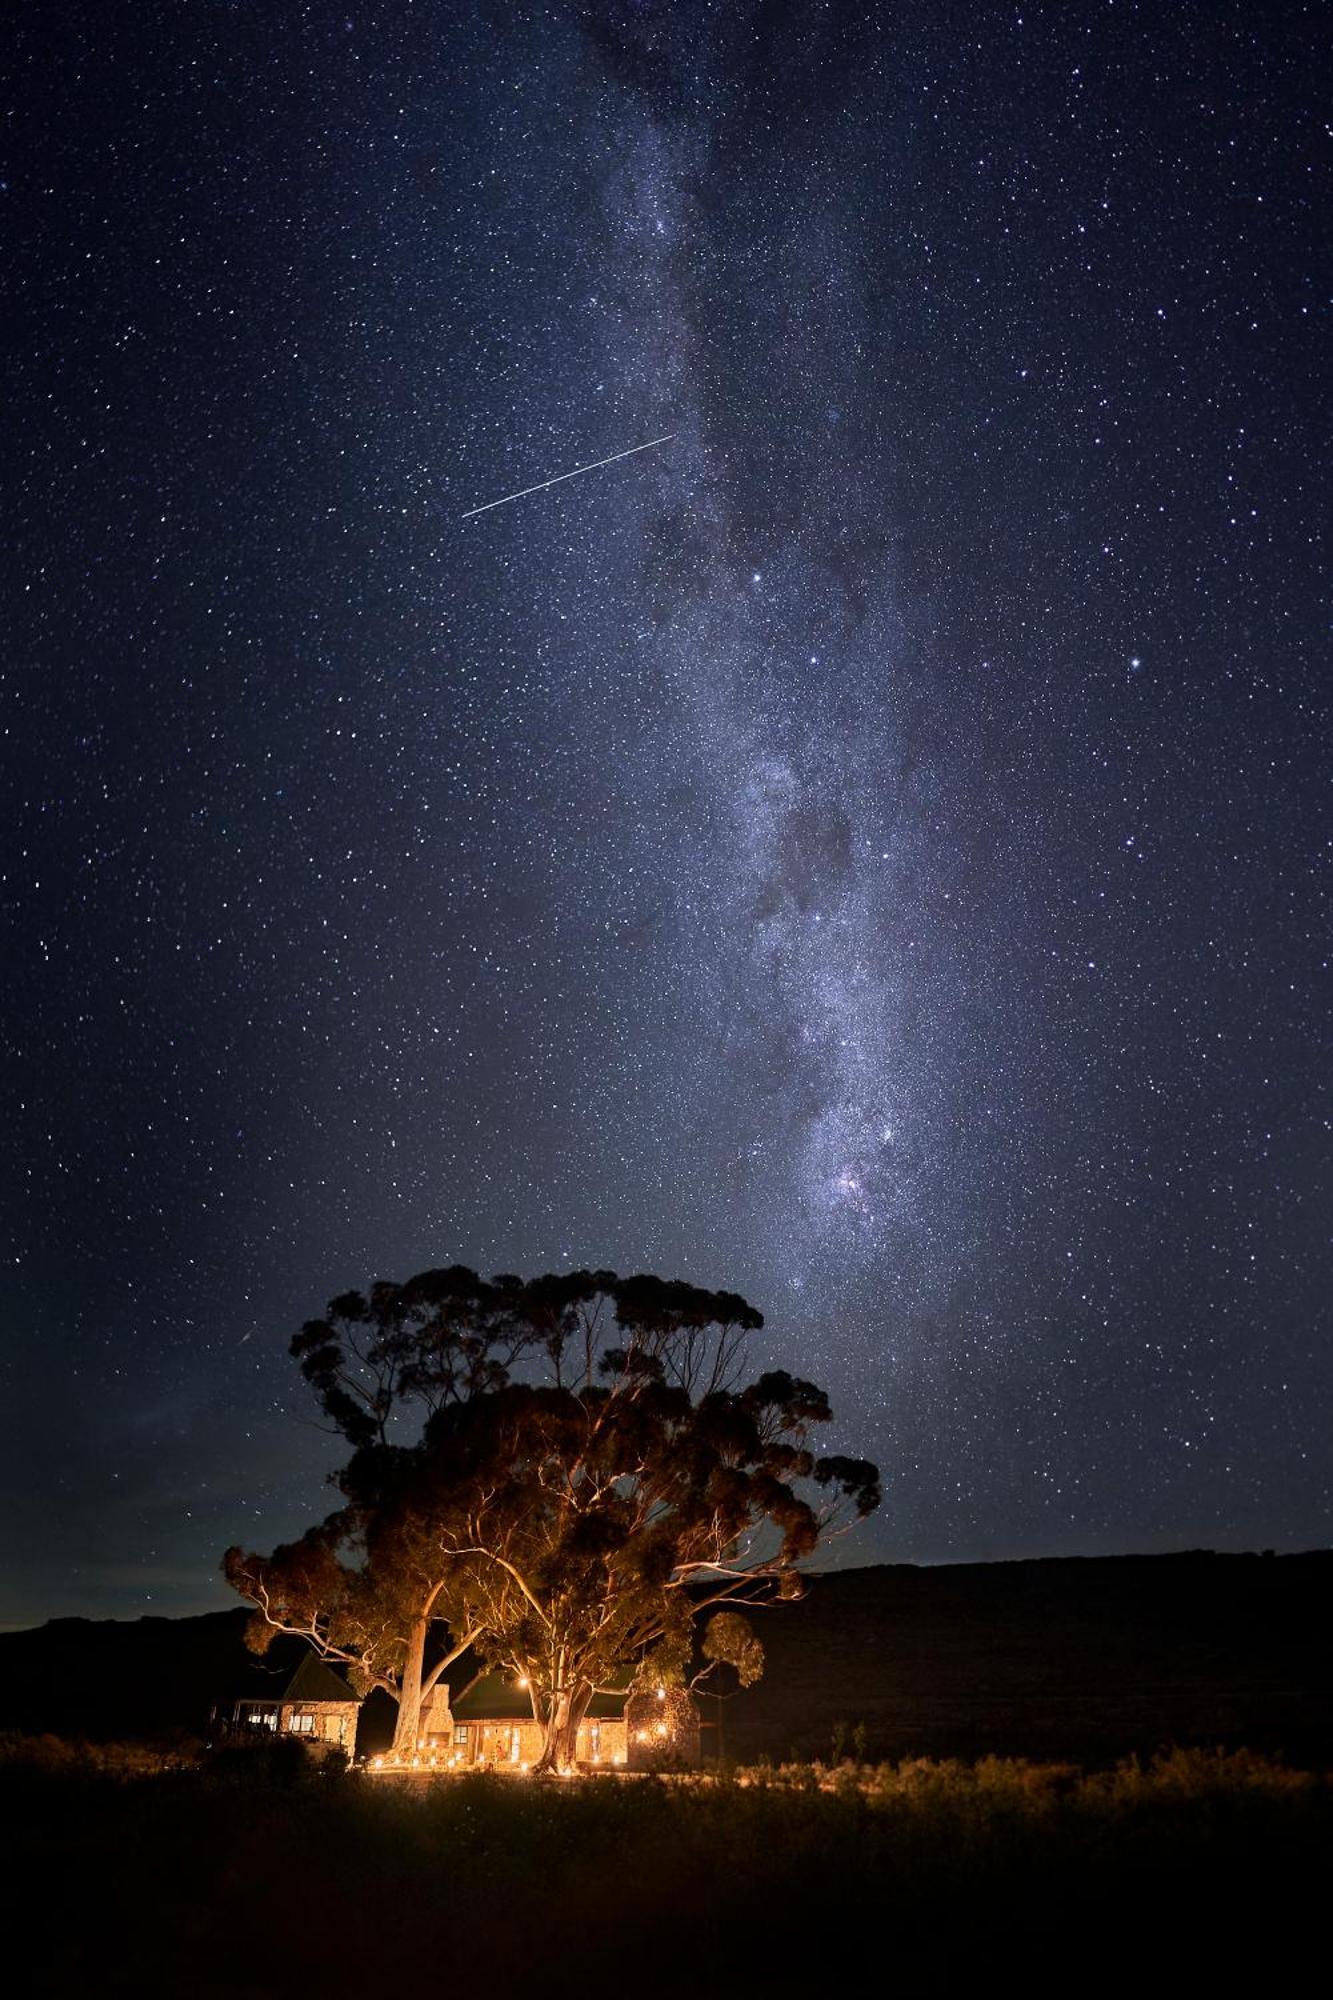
461,432,675,519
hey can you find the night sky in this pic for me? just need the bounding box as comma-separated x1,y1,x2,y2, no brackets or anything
4,2,1328,1627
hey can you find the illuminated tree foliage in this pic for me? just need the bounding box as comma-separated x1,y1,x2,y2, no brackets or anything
222,1483,484,1756
225,1267,522,1751
224,1267,880,1769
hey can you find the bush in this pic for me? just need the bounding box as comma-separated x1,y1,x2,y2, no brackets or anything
0,1732,199,1778
207,1734,344,1788
0,1750,1325,1995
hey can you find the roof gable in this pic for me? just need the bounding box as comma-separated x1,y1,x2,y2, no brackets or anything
281,1651,358,1706
452,1669,631,1722
225,1643,357,1705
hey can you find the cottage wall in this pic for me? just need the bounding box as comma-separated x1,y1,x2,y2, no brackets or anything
273,1700,356,1745
221,1698,356,1747
625,1689,701,1770
446,1715,629,1769
305,1702,357,1746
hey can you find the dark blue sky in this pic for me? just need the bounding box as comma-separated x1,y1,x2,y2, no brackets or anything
3,0,1327,1626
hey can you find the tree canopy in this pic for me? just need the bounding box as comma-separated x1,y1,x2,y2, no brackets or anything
225,1266,880,1767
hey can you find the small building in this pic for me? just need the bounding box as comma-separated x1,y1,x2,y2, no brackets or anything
441,1671,700,1771
625,1685,702,1770
209,1650,359,1752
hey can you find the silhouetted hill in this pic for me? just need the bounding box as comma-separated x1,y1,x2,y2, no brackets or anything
3,1551,1329,1763
0,1607,254,1740
713,1549,1333,1764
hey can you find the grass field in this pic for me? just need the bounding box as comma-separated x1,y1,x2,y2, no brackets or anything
4,1743,1328,1996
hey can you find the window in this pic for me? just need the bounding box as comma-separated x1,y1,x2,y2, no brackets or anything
509,1726,521,1762
288,1712,315,1734
454,1724,468,1745
246,1707,277,1731
589,1722,602,1759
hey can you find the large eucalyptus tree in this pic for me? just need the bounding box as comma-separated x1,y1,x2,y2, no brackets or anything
225,1267,880,1768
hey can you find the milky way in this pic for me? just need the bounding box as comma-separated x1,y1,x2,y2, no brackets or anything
3,2,1327,1623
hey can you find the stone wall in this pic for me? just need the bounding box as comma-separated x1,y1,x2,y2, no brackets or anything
445,1715,629,1768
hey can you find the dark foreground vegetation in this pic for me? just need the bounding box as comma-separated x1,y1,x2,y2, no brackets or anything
3,1742,1328,1998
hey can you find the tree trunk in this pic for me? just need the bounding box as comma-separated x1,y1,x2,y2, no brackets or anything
532,1680,593,1773
391,1613,430,1755
532,1686,573,1772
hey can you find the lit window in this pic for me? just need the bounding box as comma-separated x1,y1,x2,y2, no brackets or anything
454,1725,468,1745
288,1712,315,1734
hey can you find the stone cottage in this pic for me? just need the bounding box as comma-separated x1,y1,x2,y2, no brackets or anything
209,1649,359,1752
427,1671,701,1770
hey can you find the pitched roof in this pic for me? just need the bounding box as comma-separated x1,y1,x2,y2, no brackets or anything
452,1668,632,1723
281,1651,359,1706
225,1643,358,1706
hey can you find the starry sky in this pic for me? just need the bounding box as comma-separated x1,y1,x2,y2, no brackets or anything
4,1,1328,1627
